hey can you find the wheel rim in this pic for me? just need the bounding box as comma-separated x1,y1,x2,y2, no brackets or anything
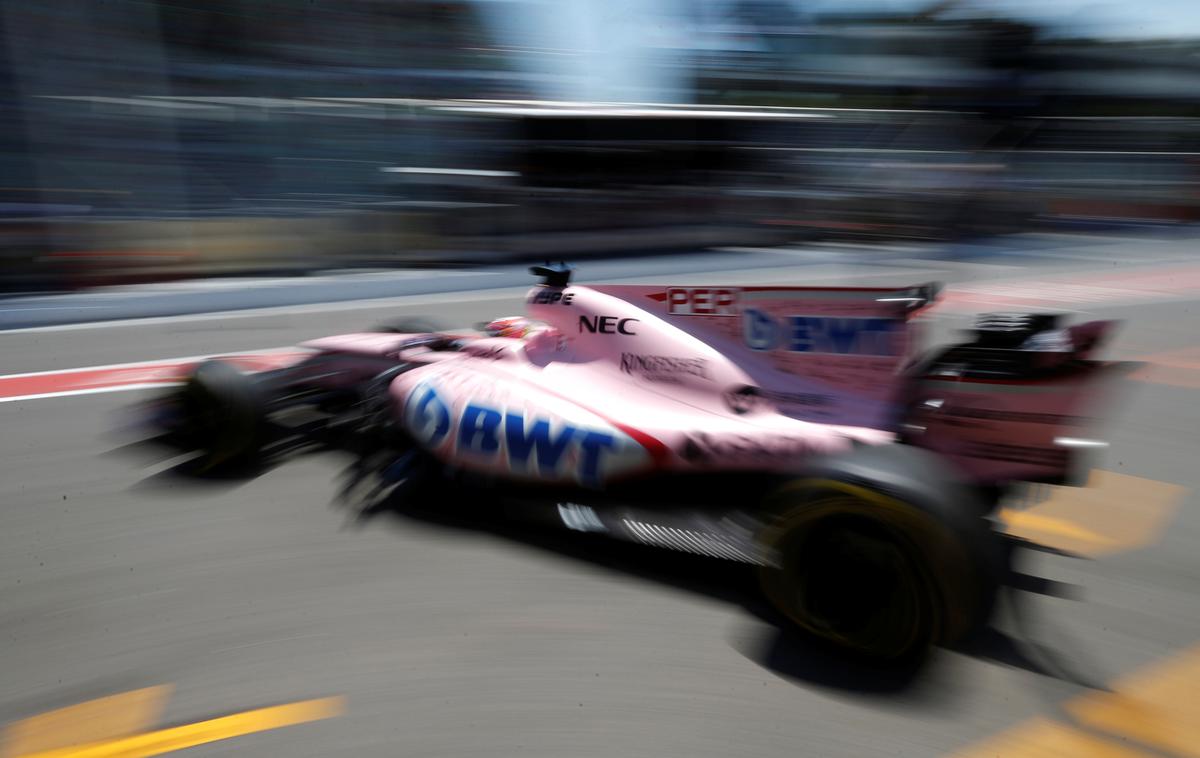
783,514,928,659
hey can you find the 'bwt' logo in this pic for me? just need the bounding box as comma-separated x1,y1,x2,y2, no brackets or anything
744,310,903,355
457,404,619,485
404,383,623,485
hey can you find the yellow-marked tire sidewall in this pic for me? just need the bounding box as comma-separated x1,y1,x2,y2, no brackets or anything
758,478,984,657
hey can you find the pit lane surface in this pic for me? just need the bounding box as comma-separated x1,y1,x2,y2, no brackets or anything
2,245,1199,757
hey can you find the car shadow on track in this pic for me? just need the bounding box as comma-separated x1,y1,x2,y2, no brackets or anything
344,478,1099,702
123,443,1103,701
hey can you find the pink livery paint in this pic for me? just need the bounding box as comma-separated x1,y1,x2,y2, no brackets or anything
382,282,907,485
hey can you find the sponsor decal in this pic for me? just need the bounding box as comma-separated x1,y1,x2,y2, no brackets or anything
405,382,622,485
459,404,618,485
619,353,708,383
723,384,831,414
680,431,820,465
667,287,739,316
743,310,903,355
528,288,575,306
579,315,639,335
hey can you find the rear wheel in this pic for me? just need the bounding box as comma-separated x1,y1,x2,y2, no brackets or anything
758,448,1006,661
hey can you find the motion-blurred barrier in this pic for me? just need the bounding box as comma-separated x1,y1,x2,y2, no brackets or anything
3,0,1200,291
3,211,437,291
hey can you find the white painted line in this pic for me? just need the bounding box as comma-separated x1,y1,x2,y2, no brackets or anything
76,269,490,295
0,347,300,380
0,383,177,404
0,285,534,335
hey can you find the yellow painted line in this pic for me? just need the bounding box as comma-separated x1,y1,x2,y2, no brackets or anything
1133,348,1200,389
999,509,1118,546
14,697,344,758
1138,348,1200,371
1,687,171,758
998,469,1187,558
1133,365,1200,390
951,717,1152,758
951,643,1200,758
1068,646,1200,758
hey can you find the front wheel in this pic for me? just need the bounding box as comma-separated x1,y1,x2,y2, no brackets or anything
177,359,267,469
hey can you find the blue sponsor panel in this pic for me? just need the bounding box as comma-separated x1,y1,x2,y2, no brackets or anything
405,382,623,486
743,309,904,355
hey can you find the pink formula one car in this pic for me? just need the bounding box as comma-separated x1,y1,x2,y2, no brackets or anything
152,264,1132,660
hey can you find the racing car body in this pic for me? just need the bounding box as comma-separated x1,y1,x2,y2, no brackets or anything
152,265,1132,660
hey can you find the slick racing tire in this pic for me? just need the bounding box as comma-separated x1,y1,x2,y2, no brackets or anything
757,445,1007,661
178,359,266,469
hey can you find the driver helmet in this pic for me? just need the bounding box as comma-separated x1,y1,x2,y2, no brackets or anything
483,316,545,339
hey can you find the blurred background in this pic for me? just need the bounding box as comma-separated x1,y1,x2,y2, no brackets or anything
1,0,1198,291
